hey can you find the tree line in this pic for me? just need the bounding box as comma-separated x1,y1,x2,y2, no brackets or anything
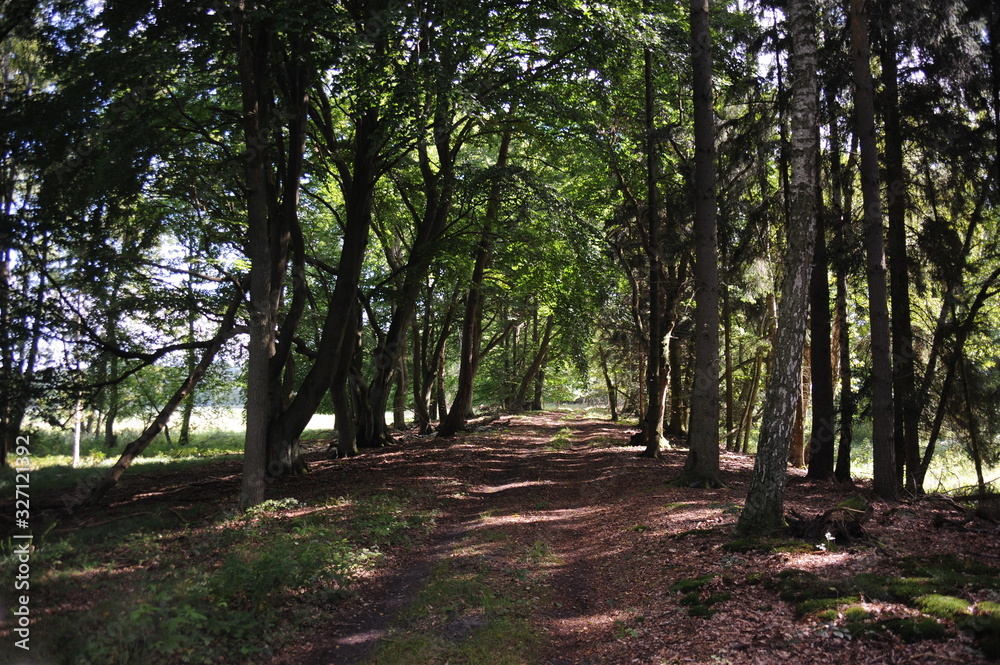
1,0,998,524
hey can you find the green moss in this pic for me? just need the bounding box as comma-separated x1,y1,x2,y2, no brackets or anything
898,554,1000,581
879,618,950,643
705,593,732,605
916,594,971,619
679,592,702,606
837,494,869,513
843,605,873,622
673,528,719,538
886,578,937,602
816,609,841,622
670,574,714,593
687,605,717,619
978,601,1000,617
796,596,861,617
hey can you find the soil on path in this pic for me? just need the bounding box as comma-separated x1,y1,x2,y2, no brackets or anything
259,411,999,665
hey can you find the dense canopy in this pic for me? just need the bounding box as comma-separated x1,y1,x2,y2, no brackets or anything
2,0,999,514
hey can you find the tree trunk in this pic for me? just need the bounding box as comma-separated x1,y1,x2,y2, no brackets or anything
723,281,736,451
789,351,807,468
641,0,668,458
738,0,818,535
806,152,836,479
393,354,407,430
513,314,554,413
959,357,989,496
236,5,277,510
879,22,919,494
437,252,485,436
850,0,898,500
437,133,512,436
600,347,619,422
833,265,854,482
683,0,721,485
826,54,855,484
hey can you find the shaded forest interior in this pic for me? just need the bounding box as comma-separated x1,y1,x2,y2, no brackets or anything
3,0,1000,661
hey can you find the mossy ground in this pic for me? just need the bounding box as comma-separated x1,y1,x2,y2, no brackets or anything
764,554,1000,657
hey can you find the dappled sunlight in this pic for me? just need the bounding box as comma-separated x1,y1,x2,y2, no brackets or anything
472,479,556,494
779,550,859,574
475,505,603,528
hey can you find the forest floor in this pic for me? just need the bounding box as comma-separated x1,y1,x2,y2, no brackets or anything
8,410,1000,664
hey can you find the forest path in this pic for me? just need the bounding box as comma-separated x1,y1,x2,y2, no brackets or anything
270,411,996,665
274,410,682,665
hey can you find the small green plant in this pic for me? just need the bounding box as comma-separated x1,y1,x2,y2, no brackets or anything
547,427,574,451
525,540,561,566
613,619,641,639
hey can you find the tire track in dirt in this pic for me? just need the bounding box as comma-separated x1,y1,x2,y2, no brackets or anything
272,414,648,665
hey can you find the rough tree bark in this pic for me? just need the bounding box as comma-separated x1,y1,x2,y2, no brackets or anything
236,3,277,510
806,141,836,480
437,134,512,437
850,0,898,500
879,19,919,493
641,0,667,458
738,0,819,535
683,0,722,486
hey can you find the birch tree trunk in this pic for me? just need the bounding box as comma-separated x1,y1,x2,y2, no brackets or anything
738,0,819,534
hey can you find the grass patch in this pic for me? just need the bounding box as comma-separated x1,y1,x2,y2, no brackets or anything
367,552,544,665
525,540,561,567
3,492,434,664
546,428,574,451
